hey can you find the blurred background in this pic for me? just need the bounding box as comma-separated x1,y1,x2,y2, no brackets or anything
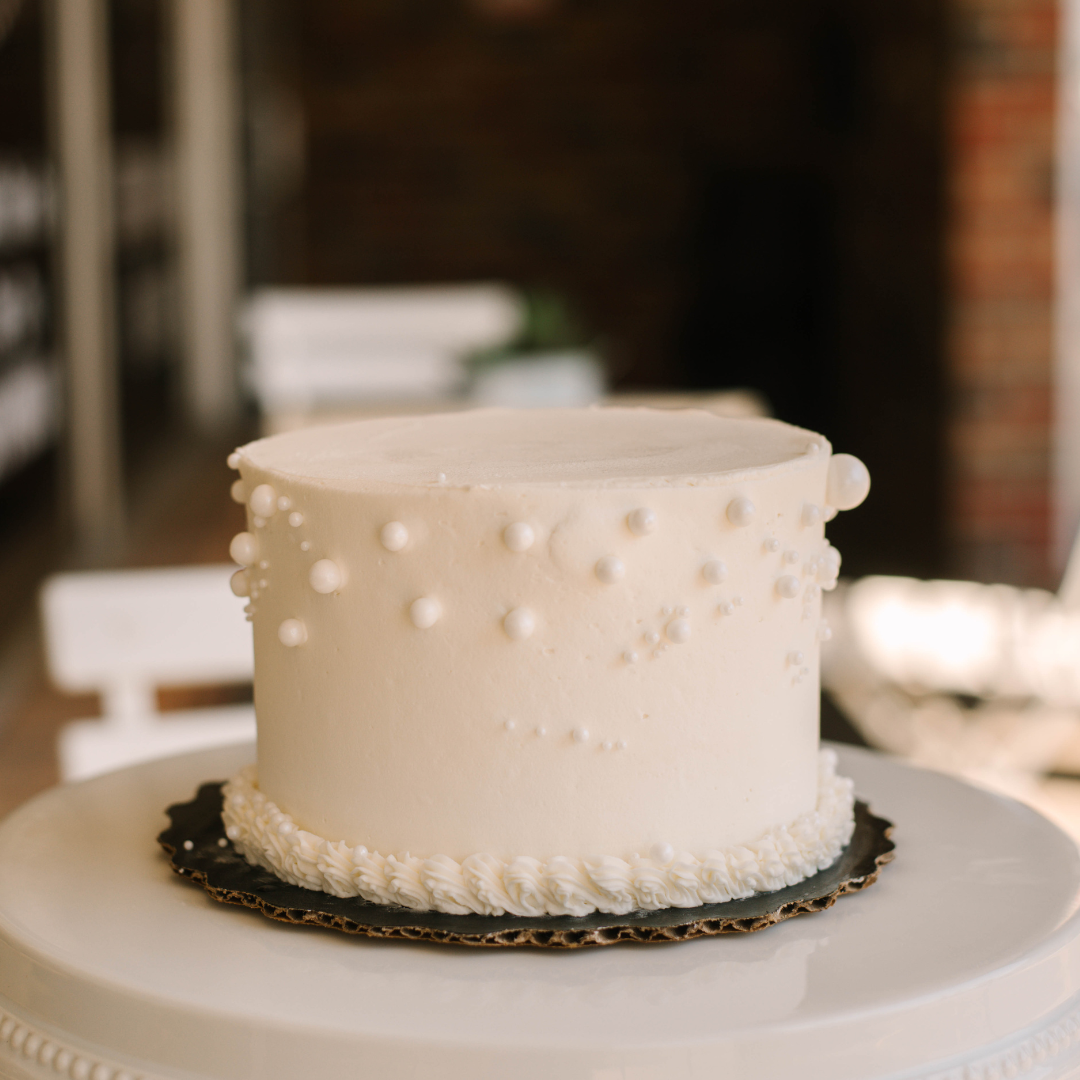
2,0,1077,832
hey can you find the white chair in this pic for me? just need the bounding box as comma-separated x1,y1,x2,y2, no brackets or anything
42,565,255,782
242,283,523,421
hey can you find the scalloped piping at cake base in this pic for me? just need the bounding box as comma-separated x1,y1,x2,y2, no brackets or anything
221,750,856,918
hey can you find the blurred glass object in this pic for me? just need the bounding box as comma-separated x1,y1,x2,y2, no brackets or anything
822,540,1080,839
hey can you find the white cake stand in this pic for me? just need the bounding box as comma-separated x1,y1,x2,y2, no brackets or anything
2,743,1080,1080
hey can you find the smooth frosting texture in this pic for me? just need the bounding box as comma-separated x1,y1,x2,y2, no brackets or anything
228,407,864,904
240,407,826,489
223,750,855,917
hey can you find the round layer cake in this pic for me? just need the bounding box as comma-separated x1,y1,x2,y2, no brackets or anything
222,407,870,916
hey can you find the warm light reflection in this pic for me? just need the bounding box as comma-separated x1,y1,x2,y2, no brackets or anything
842,576,1080,706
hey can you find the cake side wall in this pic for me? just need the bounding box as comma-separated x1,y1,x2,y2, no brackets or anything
231,456,834,862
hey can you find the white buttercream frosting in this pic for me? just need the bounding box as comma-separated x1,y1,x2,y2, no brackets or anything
222,749,855,917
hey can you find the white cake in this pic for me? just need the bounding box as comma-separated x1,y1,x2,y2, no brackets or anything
221,407,870,917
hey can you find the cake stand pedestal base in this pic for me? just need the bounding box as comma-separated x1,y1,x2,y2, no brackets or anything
2,743,1079,1080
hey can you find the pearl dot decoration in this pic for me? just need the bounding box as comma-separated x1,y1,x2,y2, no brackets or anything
229,531,258,566
230,480,245,504
309,559,342,594
624,650,639,664
289,511,304,527
801,503,822,527
666,618,691,644
278,619,307,647
300,541,311,552
573,726,590,743
703,558,727,584
720,601,735,616
503,522,535,552
227,452,241,469
410,597,442,629
249,484,277,518
788,650,805,666
777,575,802,599
627,507,657,536
826,453,871,510
763,537,780,553
645,630,660,646
784,550,800,564
726,496,755,527
381,521,409,551
504,606,536,641
229,569,250,597
595,555,625,583
651,841,674,864
277,495,292,511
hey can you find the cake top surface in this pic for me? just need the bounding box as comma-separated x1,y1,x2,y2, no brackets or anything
240,407,827,489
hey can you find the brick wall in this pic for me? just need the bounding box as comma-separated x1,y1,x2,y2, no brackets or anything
946,0,1057,586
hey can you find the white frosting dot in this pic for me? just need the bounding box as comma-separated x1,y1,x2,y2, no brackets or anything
720,601,735,616
784,550,800,564
573,726,589,743
764,537,780,552
227,452,241,469
732,594,744,606
651,842,674,864
662,605,673,616
536,726,547,736
229,570,250,597
666,618,691,644
827,453,871,510
230,479,245,504
183,840,194,851
677,605,689,617
645,630,660,646
624,650,639,664
437,472,447,483
627,507,657,536
504,606,536,641
259,560,269,569
504,719,516,731
278,618,307,647
300,540,311,552
277,495,292,511
703,559,727,584
726,496,755,527
229,531,258,566
410,597,441,629
289,511,304,527
595,555,625,584
777,575,801,599
504,522,535,552
381,521,409,551
309,559,342,594
249,484,277,518
602,740,613,751
788,650,805,666
617,738,627,750
802,503,822,527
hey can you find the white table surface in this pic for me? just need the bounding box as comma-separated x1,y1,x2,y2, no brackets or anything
2,743,1080,1080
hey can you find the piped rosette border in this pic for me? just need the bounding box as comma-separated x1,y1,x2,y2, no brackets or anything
221,750,856,918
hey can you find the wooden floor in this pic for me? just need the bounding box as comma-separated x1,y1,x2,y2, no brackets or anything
0,428,253,822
